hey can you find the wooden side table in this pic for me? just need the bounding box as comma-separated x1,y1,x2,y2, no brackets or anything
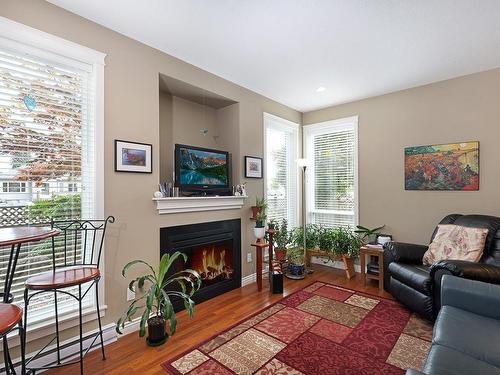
360,246,384,291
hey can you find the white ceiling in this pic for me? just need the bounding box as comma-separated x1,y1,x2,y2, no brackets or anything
48,0,500,112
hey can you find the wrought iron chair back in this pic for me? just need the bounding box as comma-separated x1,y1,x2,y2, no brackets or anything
49,216,115,270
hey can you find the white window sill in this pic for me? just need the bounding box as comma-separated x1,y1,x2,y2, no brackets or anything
1,304,108,351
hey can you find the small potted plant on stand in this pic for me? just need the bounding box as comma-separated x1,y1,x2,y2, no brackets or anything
253,211,267,240
251,197,267,220
273,219,290,261
116,251,201,346
354,224,386,245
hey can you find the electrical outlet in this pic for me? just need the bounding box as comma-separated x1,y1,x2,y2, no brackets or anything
247,252,253,263
126,287,135,301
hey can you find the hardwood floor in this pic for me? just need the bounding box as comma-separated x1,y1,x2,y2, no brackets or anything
46,265,392,375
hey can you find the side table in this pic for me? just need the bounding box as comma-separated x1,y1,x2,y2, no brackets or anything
360,246,384,292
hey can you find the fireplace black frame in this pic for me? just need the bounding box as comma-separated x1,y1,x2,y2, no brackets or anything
160,219,241,311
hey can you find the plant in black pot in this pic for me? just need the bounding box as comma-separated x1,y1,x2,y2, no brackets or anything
287,246,305,277
116,251,201,346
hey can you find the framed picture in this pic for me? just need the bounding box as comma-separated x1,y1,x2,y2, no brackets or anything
404,141,479,190
245,156,263,179
115,140,152,173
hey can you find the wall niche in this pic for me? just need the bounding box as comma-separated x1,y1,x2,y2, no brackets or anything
158,74,240,185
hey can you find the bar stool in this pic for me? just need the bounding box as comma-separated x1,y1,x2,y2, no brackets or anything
23,217,114,374
1,304,25,375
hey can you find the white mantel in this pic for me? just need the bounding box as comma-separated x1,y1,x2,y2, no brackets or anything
153,195,247,214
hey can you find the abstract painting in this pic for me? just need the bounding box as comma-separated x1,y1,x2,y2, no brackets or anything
405,142,479,190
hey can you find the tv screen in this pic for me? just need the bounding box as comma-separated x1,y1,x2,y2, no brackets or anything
175,144,229,189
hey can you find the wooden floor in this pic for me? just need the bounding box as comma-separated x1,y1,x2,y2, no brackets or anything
47,265,392,375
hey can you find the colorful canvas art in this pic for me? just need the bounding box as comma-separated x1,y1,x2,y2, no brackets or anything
405,142,479,191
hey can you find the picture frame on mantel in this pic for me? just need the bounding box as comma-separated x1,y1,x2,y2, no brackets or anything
245,156,263,178
115,140,152,173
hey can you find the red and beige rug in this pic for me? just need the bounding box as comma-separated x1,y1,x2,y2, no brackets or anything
162,281,433,375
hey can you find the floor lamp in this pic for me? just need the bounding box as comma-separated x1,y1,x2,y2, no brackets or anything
296,158,310,276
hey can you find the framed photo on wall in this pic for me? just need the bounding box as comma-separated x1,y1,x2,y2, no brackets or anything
115,140,152,173
245,156,263,178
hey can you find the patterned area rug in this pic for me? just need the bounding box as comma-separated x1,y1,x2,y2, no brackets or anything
162,282,433,375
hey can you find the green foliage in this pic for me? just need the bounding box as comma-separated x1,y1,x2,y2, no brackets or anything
267,219,277,230
28,194,81,221
255,211,267,228
255,196,267,210
291,224,322,250
354,224,385,243
324,226,362,258
116,251,202,338
274,219,292,250
287,247,304,265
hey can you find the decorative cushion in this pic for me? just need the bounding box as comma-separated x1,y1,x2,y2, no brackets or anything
422,224,488,266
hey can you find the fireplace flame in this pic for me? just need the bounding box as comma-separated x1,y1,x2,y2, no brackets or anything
196,246,233,282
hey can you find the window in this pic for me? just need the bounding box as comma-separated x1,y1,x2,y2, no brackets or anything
1,181,27,192
304,116,358,228
0,17,105,325
264,113,299,227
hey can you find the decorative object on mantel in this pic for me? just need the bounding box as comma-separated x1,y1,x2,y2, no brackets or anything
405,141,479,191
233,183,247,196
159,182,179,197
115,140,152,173
116,251,201,346
153,195,246,214
251,196,267,219
245,156,263,178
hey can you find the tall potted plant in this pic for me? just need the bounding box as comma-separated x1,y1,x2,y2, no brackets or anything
116,251,201,346
273,219,291,261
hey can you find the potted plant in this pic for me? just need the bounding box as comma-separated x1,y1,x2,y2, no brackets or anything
254,210,267,240
273,219,291,261
116,251,201,346
251,197,267,219
330,226,362,258
354,224,385,245
267,218,277,230
287,246,305,276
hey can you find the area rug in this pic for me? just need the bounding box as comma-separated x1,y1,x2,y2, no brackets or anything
162,281,433,375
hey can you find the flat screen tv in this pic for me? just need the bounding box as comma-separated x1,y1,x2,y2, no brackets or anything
174,144,231,195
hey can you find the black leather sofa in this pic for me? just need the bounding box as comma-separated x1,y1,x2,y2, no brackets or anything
384,214,500,321
406,276,500,375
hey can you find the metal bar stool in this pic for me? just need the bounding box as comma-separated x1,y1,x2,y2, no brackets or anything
23,217,114,374
1,226,59,375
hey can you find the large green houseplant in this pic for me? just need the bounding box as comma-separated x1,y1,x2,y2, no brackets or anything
116,251,201,346
273,219,291,261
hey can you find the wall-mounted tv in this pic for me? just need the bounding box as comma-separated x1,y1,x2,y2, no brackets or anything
174,144,231,195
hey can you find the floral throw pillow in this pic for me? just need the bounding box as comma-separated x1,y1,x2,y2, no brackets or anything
422,224,489,266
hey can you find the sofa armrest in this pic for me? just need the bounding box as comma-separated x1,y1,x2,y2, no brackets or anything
383,242,428,291
441,275,500,321
430,260,500,284
405,370,426,375
383,242,428,264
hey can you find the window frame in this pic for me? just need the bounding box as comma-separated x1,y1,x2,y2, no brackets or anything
303,116,359,228
263,112,300,228
0,16,106,341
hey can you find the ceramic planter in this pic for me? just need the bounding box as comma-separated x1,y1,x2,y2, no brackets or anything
288,263,305,276
147,316,168,346
253,227,266,240
274,248,287,261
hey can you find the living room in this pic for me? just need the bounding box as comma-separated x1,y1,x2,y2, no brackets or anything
1,1,499,374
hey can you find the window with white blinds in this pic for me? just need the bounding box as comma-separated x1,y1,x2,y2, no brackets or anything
264,113,299,228
0,18,104,324
304,117,358,229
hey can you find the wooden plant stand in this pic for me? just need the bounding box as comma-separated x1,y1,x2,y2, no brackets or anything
305,249,355,279
251,229,278,291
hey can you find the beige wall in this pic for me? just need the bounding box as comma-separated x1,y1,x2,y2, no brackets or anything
303,68,500,245
0,0,301,338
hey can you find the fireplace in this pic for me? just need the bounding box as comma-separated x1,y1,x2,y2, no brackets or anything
160,219,241,310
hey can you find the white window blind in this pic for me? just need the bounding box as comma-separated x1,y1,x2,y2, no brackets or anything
304,117,358,229
0,20,104,324
264,113,299,228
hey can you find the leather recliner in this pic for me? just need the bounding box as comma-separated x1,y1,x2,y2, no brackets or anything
383,214,500,321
